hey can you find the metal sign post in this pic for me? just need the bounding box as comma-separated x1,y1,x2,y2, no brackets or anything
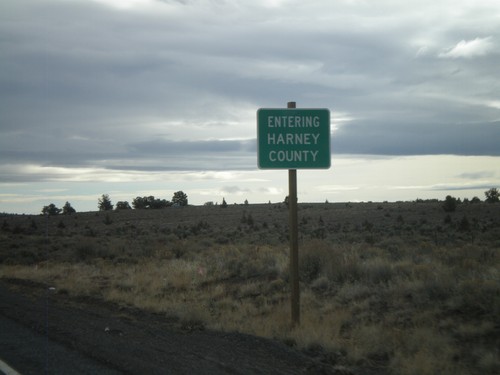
257,101,331,326
287,102,300,326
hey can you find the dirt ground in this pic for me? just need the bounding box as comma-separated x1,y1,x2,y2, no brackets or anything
0,278,355,375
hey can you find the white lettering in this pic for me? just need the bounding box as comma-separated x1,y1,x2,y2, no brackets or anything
267,116,322,128
268,150,319,162
267,133,320,145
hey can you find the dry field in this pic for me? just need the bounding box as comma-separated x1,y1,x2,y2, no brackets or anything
1,201,499,374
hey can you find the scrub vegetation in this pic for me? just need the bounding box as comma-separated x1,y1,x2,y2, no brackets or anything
1,200,499,374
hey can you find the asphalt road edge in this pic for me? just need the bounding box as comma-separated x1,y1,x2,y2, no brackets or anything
0,358,21,375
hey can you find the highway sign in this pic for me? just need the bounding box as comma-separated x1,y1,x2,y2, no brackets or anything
257,108,331,169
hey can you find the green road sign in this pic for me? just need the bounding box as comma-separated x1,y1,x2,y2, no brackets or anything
257,108,331,169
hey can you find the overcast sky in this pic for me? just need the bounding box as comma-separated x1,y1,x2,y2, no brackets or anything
1,0,499,213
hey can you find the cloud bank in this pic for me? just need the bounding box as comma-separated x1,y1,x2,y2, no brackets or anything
0,0,499,212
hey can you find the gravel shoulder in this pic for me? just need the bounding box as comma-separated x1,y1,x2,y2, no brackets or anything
0,278,348,375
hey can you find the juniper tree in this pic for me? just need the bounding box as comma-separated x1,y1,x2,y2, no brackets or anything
98,194,113,211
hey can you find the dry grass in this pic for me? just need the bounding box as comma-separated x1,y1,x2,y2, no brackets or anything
1,202,499,374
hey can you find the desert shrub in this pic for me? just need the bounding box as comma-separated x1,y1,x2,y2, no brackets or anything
253,247,284,279
458,216,470,232
227,257,258,279
267,278,287,294
361,258,393,284
171,241,188,259
299,240,333,283
238,258,261,278
390,328,458,375
327,247,364,284
194,238,213,251
452,279,500,316
477,350,500,373
337,283,372,303
215,235,230,244
310,226,326,239
114,279,134,292
435,244,497,270
396,214,405,225
379,238,408,261
443,214,452,225
190,220,210,235
362,220,374,231
174,224,191,239
311,275,330,292
67,238,119,262
300,251,323,282
421,276,454,303
75,243,97,261
12,224,24,234
348,324,394,367
12,249,41,265
103,214,113,225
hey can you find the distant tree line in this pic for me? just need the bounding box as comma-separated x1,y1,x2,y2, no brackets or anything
442,188,499,212
41,191,189,215
131,196,170,209
99,191,189,211
204,197,229,207
40,188,500,215
42,201,75,216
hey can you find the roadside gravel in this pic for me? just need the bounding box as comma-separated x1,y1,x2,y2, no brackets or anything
0,279,347,375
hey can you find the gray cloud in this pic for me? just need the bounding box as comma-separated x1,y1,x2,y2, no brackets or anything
430,184,495,192
128,139,255,155
457,171,496,180
0,0,499,184
221,186,250,195
333,121,500,156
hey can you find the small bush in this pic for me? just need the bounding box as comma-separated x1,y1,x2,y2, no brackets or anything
453,279,500,316
361,258,393,284
301,252,323,282
75,244,96,261
458,216,470,232
103,214,113,225
444,214,452,225
299,241,332,283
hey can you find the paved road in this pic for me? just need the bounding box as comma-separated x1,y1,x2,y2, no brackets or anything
0,279,345,375
0,314,121,375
